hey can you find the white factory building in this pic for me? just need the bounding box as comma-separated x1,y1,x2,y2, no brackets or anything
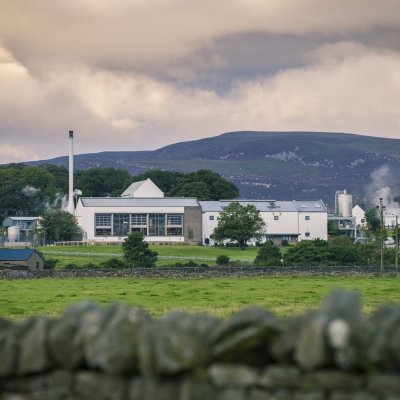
75,179,328,245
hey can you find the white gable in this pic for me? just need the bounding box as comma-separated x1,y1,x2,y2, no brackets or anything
352,204,366,227
120,178,164,198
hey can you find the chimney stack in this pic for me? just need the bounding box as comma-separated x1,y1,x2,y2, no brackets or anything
68,130,74,214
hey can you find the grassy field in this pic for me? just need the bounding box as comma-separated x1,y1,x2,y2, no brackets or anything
38,245,259,268
1,276,400,320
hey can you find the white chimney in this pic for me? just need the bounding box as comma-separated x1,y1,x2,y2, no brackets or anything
67,130,74,214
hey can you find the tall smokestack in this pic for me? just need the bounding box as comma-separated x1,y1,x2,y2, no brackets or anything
68,130,74,214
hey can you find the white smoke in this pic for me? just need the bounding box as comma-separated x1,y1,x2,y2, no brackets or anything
367,165,400,226
21,185,40,196
43,193,69,211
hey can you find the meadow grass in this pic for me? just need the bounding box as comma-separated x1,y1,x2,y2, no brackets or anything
1,276,400,320
38,245,259,268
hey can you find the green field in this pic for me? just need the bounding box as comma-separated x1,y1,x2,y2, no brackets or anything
1,276,400,320
38,245,259,268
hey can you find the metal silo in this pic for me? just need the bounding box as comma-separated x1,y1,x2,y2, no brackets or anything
335,190,353,217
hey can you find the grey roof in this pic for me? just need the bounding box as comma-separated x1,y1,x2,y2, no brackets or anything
5,217,40,221
200,199,326,213
80,197,200,208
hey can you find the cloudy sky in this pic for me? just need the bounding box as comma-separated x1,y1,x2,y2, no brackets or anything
1,0,400,163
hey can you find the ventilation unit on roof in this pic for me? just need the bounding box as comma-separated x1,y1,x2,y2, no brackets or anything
268,202,276,208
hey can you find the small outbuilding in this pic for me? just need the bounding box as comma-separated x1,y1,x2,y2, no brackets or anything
0,249,44,271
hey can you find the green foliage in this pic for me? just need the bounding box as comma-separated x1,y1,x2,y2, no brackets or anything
75,167,132,197
43,258,58,270
38,210,82,242
254,241,281,266
211,202,265,249
170,169,239,200
216,254,230,266
100,257,126,269
38,164,68,193
365,207,381,233
122,232,158,268
64,263,79,270
0,164,58,219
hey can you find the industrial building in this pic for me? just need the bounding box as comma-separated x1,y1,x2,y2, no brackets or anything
75,179,328,245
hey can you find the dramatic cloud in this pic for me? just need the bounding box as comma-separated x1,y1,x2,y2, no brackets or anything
0,1,399,162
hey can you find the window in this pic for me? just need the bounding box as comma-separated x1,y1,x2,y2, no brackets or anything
131,227,147,235
95,214,112,237
305,232,310,237
149,214,166,236
131,214,147,226
167,214,183,225
274,215,279,220
167,227,183,236
305,216,310,221
209,215,215,221
113,214,130,237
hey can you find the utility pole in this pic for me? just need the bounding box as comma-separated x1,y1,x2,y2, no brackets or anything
376,198,385,273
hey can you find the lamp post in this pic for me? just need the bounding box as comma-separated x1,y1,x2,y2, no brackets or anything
376,198,385,273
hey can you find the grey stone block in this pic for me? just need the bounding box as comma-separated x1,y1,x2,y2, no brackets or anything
16,318,54,375
0,323,18,378
208,364,258,388
47,301,97,369
329,391,379,400
180,377,217,400
128,377,179,400
258,366,300,388
217,388,248,400
149,311,219,375
300,371,364,390
73,371,127,400
211,307,281,363
368,373,400,393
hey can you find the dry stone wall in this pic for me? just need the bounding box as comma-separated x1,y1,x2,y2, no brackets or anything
1,289,400,399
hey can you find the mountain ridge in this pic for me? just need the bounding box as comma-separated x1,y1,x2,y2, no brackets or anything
22,131,400,205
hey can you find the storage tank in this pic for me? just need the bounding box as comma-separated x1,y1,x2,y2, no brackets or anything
336,190,353,218
8,226,20,242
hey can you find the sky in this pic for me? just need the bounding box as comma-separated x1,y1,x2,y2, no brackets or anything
1,0,400,164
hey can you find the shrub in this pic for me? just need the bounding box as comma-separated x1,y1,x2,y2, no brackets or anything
216,254,230,266
43,258,58,270
122,232,158,268
100,257,125,268
64,263,79,270
281,239,289,247
254,241,281,266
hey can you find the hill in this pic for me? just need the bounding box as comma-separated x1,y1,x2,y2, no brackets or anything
25,131,400,205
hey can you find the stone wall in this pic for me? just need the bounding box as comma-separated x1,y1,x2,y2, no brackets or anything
1,265,400,280
1,289,400,399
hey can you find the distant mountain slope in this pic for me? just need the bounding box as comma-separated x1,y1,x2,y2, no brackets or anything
25,131,400,205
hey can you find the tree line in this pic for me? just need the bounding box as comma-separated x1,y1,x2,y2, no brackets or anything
0,164,239,220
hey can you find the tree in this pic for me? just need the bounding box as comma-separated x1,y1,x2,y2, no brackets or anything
75,167,132,197
365,207,380,233
211,202,265,249
171,170,239,200
254,241,281,266
38,210,82,242
122,232,158,268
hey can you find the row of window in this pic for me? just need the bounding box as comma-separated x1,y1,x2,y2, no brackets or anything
95,213,184,237
209,215,311,221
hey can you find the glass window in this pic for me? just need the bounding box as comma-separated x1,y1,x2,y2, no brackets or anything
131,227,147,235
209,215,214,221
167,227,183,236
113,214,130,237
149,214,165,236
274,215,279,220
305,215,310,220
95,214,112,226
167,214,183,225
131,214,147,226
305,232,310,237
95,228,112,237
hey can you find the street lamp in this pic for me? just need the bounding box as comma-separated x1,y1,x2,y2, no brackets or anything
376,198,385,273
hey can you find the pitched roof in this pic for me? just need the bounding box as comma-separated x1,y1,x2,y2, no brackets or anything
0,249,42,261
121,180,147,196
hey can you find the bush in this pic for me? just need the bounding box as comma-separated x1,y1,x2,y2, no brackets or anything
122,232,158,268
216,255,230,266
64,263,79,270
43,258,58,270
281,239,289,247
100,257,125,268
254,241,281,266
